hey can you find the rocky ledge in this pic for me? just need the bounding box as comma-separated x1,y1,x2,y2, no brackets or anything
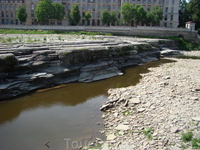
99,51,200,150
0,34,178,100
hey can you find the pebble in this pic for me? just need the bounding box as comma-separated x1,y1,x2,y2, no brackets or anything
100,57,200,150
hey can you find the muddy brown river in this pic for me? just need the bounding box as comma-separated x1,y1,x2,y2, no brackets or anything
0,59,175,150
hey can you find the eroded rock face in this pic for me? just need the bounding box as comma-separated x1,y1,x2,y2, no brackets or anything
0,36,176,100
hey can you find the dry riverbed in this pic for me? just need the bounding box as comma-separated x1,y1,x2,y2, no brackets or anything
94,51,200,150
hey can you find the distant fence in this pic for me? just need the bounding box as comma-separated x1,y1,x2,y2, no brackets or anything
0,25,198,40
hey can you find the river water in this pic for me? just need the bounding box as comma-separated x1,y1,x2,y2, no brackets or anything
0,59,175,150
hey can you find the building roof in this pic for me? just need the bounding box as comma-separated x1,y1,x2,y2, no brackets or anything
186,21,195,23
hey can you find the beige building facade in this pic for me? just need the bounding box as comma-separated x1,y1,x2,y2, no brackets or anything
0,0,180,27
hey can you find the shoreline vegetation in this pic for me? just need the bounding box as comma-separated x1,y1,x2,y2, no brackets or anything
0,29,200,51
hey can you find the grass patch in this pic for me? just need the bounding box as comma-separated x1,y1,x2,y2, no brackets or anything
182,132,193,142
191,138,200,149
169,36,200,51
142,128,153,140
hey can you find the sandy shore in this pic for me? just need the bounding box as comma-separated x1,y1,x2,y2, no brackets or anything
100,51,200,150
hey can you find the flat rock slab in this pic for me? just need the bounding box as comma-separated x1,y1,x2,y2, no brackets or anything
107,134,116,141
115,124,130,130
129,98,141,104
192,117,200,121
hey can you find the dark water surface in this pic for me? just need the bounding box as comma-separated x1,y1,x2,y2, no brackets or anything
0,59,175,150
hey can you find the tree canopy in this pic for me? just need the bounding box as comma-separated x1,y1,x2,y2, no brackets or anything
35,0,65,24
135,5,146,25
186,0,200,22
120,2,135,25
35,0,53,23
84,11,91,21
70,3,81,25
16,5,27,24
148,5,163,26
110,11,117,25
100,9,110,25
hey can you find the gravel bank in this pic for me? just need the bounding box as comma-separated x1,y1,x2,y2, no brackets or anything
100,51,200,150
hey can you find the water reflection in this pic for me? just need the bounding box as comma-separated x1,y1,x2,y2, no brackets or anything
0,59,176,150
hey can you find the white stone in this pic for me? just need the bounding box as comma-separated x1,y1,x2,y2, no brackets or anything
192,117,200,121
115,124,130,130
129,98,141,104
107,134,116,141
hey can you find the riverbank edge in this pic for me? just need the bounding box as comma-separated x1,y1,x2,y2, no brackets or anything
84,51,200,150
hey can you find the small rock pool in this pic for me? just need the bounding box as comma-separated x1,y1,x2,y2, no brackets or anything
0,59,175,150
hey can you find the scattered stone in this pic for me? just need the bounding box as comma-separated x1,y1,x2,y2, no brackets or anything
107,134,116,141
170,127,179,133
137,108,145,113
115,124,130,130
129,98,141,104
192,117,200,121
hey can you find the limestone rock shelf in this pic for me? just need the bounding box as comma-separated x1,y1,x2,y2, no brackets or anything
0,35,177,100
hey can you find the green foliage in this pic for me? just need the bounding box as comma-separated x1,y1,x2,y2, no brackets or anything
35,0,53,23
191,138,200,149
135,5,146,25
148,5,163,26
179,0,190,28
52,3,65,20
186,0,200,22
70,3,81,25
84,11,91,21
142,128,153,140
16,6,27,23
110,11,118,25
181,132,193,142
100,9,110,25
120,2,135,25
169,36,200,50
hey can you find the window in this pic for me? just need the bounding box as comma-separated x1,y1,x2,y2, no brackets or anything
113,0,116,3
31,11,34,17
97,12,100,18
137,0,140,4
131,0,135,3
6,11,8,17
78,0,80,3
170,23,172,27
67,4,70,10
15,4,17,10
148,0,150,4
166,0,168,5
20,0,22,3
118,0,120,3
82,12,85,17
57,0,60,3
112,5,115,10
31,0,34,2
6,4,8,10
98,5,100,10
11,20,14,24
171,7,174,13
164,14,167,20
1,12,4,17
31,4,34,10
108,5,110,11
147,6,150,11
118,13,120,19
82,5,85,10
143,0,146,4
68,0,70,3
72,0,76,3
92,5,95,11
103,5,105,9
98,0,100,3
172,0,174,5
170,15,173,21
82,0,85,3
92,12,95,18
108,0,110,3
5,0,8,3
10,0,12,3
87,4,90,10
165,7,168,12
118,6,120,11
153,0,156,3
15,0,17,3
159,0,161,4
10,4,12,10
103,0,106,3
10,12,13,17
6,19,9,24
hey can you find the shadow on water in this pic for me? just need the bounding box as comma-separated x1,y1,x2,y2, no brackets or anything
0,59,176,150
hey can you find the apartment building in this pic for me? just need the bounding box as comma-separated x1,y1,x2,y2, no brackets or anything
0,0,180,27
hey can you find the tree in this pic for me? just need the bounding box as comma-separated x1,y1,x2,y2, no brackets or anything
52,3,65,20
16,6,27,24
110,11,117,25
100,9,110,25
70,3,81,25
186,0,200,29
179,0,189,27
148,5,163,26
84,11,91,25
135,5,146,25
35,0,53,24
120,2,135,25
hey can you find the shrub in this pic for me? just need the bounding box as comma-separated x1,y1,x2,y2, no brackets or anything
181,132,193,142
